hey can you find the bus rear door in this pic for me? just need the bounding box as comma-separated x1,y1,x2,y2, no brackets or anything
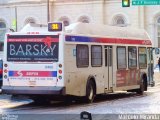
104,46,113,91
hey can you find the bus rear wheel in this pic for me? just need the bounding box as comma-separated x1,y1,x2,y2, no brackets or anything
85,80,96,103
136,79,145,95
32,97,48,105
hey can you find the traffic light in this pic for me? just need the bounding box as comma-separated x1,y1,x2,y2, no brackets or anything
122,0,130,7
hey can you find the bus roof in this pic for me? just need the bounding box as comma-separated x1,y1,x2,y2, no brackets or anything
65,22,151,40
20,23,48,32
19,22,150,41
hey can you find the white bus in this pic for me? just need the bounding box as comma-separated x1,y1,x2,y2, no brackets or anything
2,22,153,103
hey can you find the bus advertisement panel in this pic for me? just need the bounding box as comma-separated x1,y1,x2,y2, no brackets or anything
7,35,59,62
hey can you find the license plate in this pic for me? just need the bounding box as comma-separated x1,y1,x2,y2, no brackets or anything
28,80,36,86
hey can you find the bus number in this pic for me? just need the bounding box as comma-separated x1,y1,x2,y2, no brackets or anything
52,24,58,30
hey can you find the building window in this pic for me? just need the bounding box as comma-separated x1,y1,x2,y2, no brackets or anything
128,47,137,68
117,47,126,69
76,45,89,68
91,45,102,67
117,18,125,25
59,16,70,26
63,20,70,26
0,21,6,28
78,16,90,23
157,17,160,47
24,17,36,26
0,42,3,51
113,15,127,27
0,20,7,48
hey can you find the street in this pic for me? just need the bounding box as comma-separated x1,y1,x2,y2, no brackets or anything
0,78,160,120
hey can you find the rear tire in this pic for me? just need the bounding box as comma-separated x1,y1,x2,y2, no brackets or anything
136,79,145,95
85,80,96,103
32,97,48,105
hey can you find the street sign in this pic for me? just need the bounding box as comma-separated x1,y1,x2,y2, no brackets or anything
132,0,160,5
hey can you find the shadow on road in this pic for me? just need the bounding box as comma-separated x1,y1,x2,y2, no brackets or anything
3,91,148,111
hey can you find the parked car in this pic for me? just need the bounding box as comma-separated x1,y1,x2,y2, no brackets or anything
0,59,3,87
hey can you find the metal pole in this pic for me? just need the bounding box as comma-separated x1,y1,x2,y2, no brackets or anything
15,6,17,32
47,0,50,22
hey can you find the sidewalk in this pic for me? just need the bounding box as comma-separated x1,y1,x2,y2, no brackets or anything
154,71,160,86
0,94,12,109
0,94,32,109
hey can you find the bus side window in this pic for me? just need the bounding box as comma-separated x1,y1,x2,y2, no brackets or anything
76,45,89,68
128,46,137,68
91,45,102,67
138,47,147,68
0,43,4,51
117,46,127,69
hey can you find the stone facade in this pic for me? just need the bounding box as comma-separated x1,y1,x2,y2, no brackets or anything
0,0,160,61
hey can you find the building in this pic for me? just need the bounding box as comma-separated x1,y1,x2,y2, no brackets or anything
0,0,160,62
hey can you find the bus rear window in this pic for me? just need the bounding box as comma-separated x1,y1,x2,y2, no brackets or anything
7,35,59,62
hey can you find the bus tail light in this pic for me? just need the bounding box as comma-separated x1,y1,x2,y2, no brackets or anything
4,69,8,73
59,76,62,80
59,70,62,74
4,64,8,67
59,64,62,68
4,75,7,79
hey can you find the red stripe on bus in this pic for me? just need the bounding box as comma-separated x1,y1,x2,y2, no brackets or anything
7,38,59,42
65,36,152,45
96,38,152,45
10,71,57,77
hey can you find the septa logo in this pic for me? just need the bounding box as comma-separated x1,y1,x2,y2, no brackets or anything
122,0,130,7
17,71,23,77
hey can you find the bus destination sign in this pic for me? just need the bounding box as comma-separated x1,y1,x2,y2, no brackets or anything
48,22,63,32
132,0,160,5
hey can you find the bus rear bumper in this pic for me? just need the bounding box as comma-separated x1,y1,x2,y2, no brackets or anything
2,86,65,95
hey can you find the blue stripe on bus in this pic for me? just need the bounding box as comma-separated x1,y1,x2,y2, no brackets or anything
65,36,94,42
9,71,14,76
51,71,57,77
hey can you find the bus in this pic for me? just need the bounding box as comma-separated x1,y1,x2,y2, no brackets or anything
2,22,154,103
0,58,3,87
